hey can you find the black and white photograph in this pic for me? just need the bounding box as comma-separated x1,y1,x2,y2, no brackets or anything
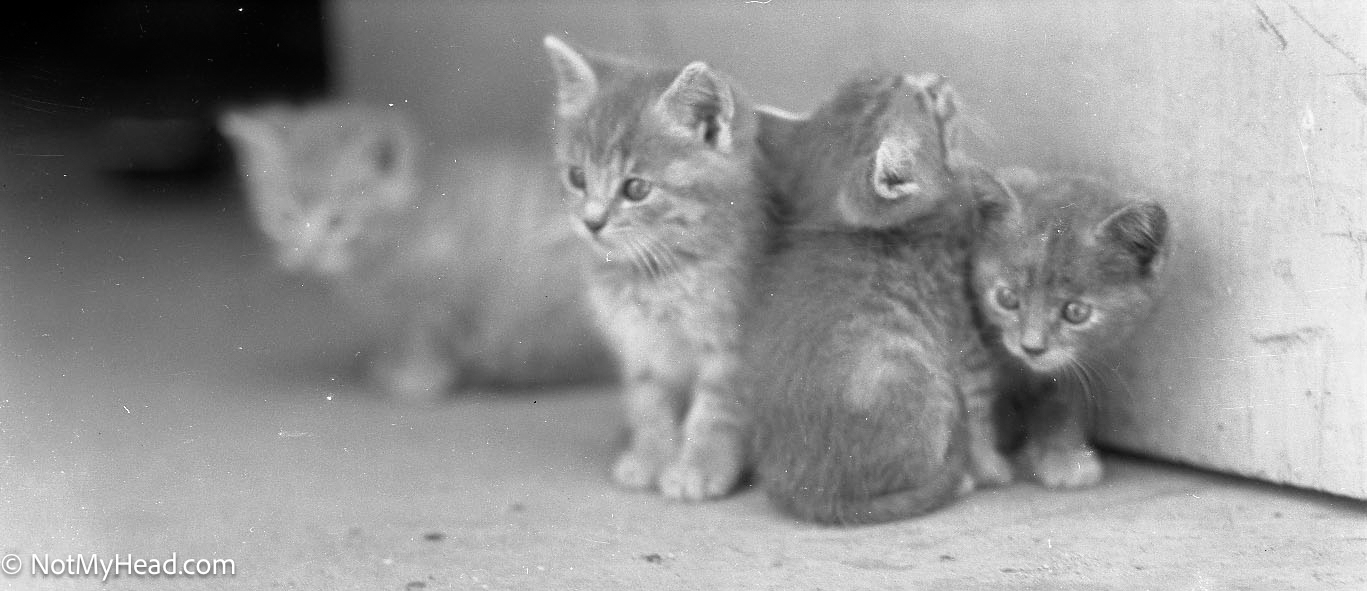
1,1,1364,589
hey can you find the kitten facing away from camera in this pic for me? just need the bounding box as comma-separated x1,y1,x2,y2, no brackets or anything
972,168,1169,488
544,36,770,500
744,73,1014,525
219,103,611,402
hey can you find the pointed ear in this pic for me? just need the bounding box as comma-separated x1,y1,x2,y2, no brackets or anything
655,61,736,151
218,110,282,159
870,75,962,201
956,165,1022,226
543,35,598,118
1099,201,1169,274
363,114,421,207
871,132,924,200
904,72,960,152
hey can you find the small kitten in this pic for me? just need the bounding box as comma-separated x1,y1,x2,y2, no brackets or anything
219,103,611,402
544,36,769,500
972,168,1169,488
744,74,1008,525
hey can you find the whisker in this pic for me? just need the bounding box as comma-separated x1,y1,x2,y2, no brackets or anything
1066,358,1100,428
644,236,680,277
634,236,663,278
622,234,656,278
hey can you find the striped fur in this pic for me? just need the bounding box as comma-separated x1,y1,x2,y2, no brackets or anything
544,37,771,500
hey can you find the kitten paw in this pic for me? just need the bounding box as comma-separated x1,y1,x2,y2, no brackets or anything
956,474,978,497
611,449,667,491
1025,444,1104,489
375,358,455,405
657,438,744,502
969,450,1015,487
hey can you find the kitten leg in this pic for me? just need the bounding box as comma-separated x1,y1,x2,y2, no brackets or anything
373,306,457,404
613,367,683,491
1019,379,1103,489
658,355,746,501
962,356,1014,486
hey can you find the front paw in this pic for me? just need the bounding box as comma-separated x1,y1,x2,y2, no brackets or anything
374,356,455,405
969,446,1015,487
657,435,744,501
612,448,669,491
1023,443,1104,489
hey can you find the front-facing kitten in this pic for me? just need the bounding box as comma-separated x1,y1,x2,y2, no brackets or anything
973,169,1169,488
744,74,1005,525
544,37,768,500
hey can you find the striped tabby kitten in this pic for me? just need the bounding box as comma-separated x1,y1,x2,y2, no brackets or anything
744,74,1009,525
220,103,610,402
544,37,769,500
973,169,1169,488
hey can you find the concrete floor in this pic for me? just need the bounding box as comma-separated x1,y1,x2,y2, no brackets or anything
2,119,1365,590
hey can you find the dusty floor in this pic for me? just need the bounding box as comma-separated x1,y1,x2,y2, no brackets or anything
2,117,1365,590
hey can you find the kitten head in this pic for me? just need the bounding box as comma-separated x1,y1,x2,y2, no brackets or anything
972,171,1170,374
219,104,419,276
544,36,760,278
764,72,962,230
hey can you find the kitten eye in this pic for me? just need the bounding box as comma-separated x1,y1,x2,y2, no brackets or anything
993,286,1020,311
566,166,587,190
622,178,653,202
1062,301,1092,324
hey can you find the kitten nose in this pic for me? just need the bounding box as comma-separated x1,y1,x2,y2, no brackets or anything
581,202,609,234
582,216,607,234
1019,332,1048,357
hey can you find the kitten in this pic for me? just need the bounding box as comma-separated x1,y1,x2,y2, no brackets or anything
219,103,611,402
543,36,769,500
744,74,1010,525
972,168,1169,488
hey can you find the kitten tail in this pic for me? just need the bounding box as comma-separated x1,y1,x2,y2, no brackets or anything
770,418,971,526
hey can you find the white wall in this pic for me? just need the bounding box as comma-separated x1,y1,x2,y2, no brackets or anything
330,0,1367,499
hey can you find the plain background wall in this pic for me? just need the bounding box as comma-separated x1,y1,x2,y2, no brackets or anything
329,0,1367,499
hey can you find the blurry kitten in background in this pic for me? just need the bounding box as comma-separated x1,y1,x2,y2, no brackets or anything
973,169,1169,488
544,37,769,500
219,103,611,402
744,74,1009,525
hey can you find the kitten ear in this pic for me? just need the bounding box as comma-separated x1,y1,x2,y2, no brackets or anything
904,72,960,153
958,165,1023,225
367,115,420,207
218,111,283,160
1098,200,1169,274
870,75,960,201
656,62,736,152
907,72,962,136
543,35,598,118
871,132,922,201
